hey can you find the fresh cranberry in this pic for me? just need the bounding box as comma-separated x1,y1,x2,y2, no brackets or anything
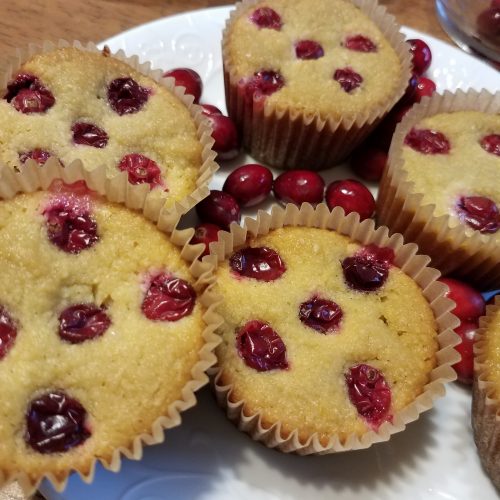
190,223,220,257
439,277,485,322
333,68,363,93
295,40,324,60
141,273,196,322
477,7,500,43
414,76,436,102
223,164,273,207
244,70,285,101
19,149,51,166
404,128,451,154
407,38,432,75
25,391,90,454
230,246,286,281
480,134,500,156
163,68,203,104
344,35,377,52
200,104,222,116
4,73,55,114
273,170,325,205
0,306,17,361
325,179,375,220
369,104,412,151
58,304,111,344
205,114,240,161
299,296,343,334
118,154,163,189
72,122,108,148
345,364,392,428
107,77,150,115
456,196,500,234
350,146,387,182
196,190,240,230
452,320,477,384
249,7,282,30
236,320,288,371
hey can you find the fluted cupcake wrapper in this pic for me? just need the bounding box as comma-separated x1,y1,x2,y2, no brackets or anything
377,89,500,288
204,202,460,455
222,0,412,170
0,161,223,495
0,39,219,232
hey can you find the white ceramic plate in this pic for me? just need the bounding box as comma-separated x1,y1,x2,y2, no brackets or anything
41,6,499,500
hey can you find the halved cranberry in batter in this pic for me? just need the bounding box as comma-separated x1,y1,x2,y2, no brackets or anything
25,390,91,454
229,246,286,281
456,196,500,234
0,305,17,360
58,304,111,344
19,149,51,166
295,40,324,60
345,364,392,429
107,77,150,115
334,68,363,93
236,320,288,371
244,70,285,101
344,35,377,52
4,73,55,114
118,153,163,189
480,134,500,156
404,128,451,154
72,122,109,148
299,296,343,334
141,273,196,321
250,7,282,30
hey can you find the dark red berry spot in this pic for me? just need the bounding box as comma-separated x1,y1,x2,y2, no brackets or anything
295,40,324,60
404,128,451,154
223,163,273,207
4,73,55,114
107,77,150,115
480,134,500,156
299,296,343,334
191,223,220,257
141,273,196,322
19,149,51,166
0,305,17,361
334,68,363,93
236,320,288,372
229,246,286,281
344,35,377,52
244,70,285,102
118,154,163,189
325,179,375,220
195,190,240,230
205,114,240,161
72,122,109,148
25,391,90,454
58,304,111,344
456,196,500,234
250,7,282,30
345,364,392,428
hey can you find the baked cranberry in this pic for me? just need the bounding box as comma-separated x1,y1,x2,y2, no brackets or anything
163,68,203,103
456,196,500,234
480,134,500,156
72,122,109,148
350,146,387,182
142,274,196,322
477,7,500,44
299,296,343,334
58,304,111,344
244,70,285,101
107,77,150,115
414,76,436,102
295,40,324,60
407,38,432,75
273,170,325,205
452,320,477,385
200,104,222,116
0,306,17,361
223,164,273,207
439,278,485,322
325,179,375,220
345,364,392,428
334,68,363,93
205,114,240,161
236,320,288,371
191,223,220,257
230,246,286,281
4,73,55,114
196,190,240,230
118,154,163,189
404,128,451,154
344,35,377,52
25,391,90,454
19,149,51,166
250,7,282,30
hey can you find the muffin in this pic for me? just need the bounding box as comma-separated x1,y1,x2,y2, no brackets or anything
208,204,459,454
222,0,411,170
377,90,500,288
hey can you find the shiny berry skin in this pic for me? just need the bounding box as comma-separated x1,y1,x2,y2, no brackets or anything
142,274,196,322
196,190,241,230
205,114,240,161
414,76,436,102
250,7,282,30
480,134,500,156
350,146,387,182
344,35,377,52
452,320,477,385
477,7,500,43
163,68,203,104
25,391,90,454
4,73,55,114
299,296,343,334
244,70,285,101
345,364,392,428
19,149,51,166
404,128,451,154
236,320,288,371
439,277,485,322
0,306,17,361
107,77,150,115
334,68,363,93
230,246,286,281
58,304,111,344
191,223,220,257
118,154,163,189
223,164,273,207
72,122,109,148
407,38,432,75
200,104,222,116
295,40,324,60
456,196,500,234
325,179,375,220
273,170,325,205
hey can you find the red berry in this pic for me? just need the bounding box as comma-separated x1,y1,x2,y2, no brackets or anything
72,122,108,148
200,104,222,116
325,179,375,220
344,35,377,52
456,196,500,234
244,70,285,101
439,277,486,322
299,296,343,334
491,0,500,7
350,146,387,182
118,154,163,189
196,190,240,229
295,40,324,60
191,223,220,257
230,246,286,281
163,68,203,104
249,7,282,30
0,305,17,361
223,163,273,207
414,76,436,102
404,128,451,154
205,114,240,161
452,320,477,385
334,67,363,93
58,304,111,344
4,73,55,114
477,7,500,43
480,134,500,156
19,149,52,166
273,170,324,205
407,38,432,75
107,77,150,115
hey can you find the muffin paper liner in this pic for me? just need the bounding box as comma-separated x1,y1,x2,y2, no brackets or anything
0,161,223,495
222,0,412,170
473,296,500,490
377,89,500,288
204,202,460,455
0,39,219,233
